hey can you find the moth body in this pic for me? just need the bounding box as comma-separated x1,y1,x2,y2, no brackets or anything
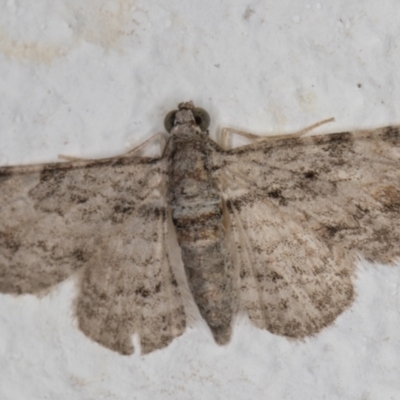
0,101,399,355
167,102,235,344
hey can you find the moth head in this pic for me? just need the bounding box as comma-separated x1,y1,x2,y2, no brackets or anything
164,101,210,134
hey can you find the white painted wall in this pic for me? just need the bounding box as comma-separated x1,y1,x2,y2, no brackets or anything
1,1,400,399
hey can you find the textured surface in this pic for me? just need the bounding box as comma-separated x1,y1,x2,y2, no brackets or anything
2,1,400,398
0,155,186,354
167,106,238,345
218,126,400,337
1,103,399,356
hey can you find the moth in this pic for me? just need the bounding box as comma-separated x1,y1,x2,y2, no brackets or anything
0,101,399,355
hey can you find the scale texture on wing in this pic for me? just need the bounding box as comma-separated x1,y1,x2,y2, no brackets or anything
217,125,400,337
225,194,354,337
76,193,186,355
0,155,186,354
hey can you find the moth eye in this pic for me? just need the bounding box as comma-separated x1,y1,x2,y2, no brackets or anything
164,110,177,132
193,108,210,131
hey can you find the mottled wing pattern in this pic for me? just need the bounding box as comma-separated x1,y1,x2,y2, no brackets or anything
77,192,186,355
221,186,355,337
0,155,186,354
216,125,400,337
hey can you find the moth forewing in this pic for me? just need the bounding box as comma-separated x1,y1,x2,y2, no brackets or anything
0,102,399,354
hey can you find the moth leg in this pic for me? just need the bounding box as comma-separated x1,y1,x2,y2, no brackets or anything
219,118,334,150
58,155,91,161
288,117,335,137
58,133,167,161
121,132,168,157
